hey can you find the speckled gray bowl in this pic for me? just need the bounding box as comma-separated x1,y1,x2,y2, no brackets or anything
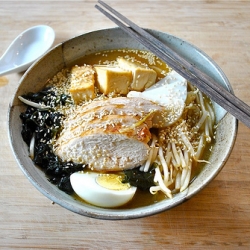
8,28,237,220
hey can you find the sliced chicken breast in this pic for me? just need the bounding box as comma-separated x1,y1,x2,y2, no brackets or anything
54,97,162,171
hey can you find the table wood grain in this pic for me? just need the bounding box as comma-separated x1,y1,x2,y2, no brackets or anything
1,1,250,249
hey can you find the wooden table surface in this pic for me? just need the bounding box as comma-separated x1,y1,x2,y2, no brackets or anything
1,1,250,249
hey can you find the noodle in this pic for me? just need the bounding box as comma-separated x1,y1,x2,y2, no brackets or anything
194,133,205,160
179,150,187,168
181,133,195,156
150,167,172,198
171,142,181,167
175,171,182,190
180,167,191,192
141,148,154,172
146,86,215,197
158,147,169,182
140,134,158,172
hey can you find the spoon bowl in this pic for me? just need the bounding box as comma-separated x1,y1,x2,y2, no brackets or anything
0,25,55,77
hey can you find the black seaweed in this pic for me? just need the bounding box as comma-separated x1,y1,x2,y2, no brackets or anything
22,88,70,107
122,164,156,191
20,88,84,194
20,107,64,145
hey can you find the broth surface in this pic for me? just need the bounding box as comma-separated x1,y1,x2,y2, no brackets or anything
65,50,215,208
20,49,215,209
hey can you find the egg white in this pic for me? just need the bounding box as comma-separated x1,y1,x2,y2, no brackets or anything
70,171,137,208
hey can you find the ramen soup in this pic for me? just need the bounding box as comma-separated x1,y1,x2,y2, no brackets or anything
19,49,215,208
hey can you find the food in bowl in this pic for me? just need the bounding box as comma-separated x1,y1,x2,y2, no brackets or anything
18,49,216,208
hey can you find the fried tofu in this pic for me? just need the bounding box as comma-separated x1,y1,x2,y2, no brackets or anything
94,66,132,95
117,57,157,91
69,65,96,104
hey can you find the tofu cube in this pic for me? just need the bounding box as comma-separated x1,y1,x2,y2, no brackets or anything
69,65,96,104
94,66,132,95
117,57,157,91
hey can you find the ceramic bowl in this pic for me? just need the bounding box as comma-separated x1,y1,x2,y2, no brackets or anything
8,28,237,220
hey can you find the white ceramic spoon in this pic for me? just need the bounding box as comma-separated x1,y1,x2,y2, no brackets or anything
0,25,55,77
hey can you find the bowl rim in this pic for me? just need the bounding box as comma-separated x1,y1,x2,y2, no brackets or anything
8,27,238,220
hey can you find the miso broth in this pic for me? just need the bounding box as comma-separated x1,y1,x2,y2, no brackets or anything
20,49,215,209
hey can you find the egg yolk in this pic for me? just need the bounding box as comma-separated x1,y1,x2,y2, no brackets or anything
96,174,130,191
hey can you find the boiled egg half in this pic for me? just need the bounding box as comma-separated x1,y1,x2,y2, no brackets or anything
70,171,137,208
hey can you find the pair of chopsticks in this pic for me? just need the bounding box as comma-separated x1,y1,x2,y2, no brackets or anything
95,0,250,128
